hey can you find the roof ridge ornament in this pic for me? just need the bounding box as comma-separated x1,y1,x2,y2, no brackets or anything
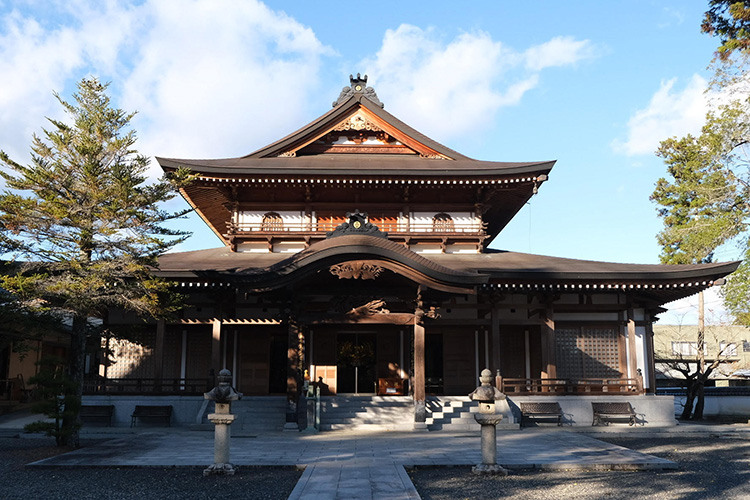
332,73,385,109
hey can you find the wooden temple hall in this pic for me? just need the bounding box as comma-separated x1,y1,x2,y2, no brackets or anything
92,74,737,428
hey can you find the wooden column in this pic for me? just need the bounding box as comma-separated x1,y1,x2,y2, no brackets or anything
541,308,556,379
645,312,656,393
413,313,426,425
211,318,222,373
153,319,166,381
491,304,501,375
286,320,301,426
627,308,639,382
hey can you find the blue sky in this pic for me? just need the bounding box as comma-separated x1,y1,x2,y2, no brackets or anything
0,0,733,323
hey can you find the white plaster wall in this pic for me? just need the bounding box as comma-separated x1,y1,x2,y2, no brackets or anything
410,212,479,232
239,210,303,229
671,395,750,417
82,395,205,427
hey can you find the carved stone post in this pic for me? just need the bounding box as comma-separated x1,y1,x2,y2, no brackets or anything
469,368,508,476
203,369,242,476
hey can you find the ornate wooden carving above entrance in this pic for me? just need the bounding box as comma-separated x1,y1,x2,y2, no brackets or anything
326,210,388,239
329,261,384,280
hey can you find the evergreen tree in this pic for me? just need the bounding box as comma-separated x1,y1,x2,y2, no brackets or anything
0,77,191,446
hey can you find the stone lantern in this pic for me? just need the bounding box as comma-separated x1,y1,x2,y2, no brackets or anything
468,368,508,475
203,368,243,476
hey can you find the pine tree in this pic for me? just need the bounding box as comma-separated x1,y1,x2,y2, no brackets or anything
0,77,192,446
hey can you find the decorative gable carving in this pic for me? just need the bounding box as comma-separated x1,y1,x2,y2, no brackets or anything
333,111,383,132
329,261,384,280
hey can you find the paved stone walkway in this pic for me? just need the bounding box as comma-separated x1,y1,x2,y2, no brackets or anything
26,429,676,499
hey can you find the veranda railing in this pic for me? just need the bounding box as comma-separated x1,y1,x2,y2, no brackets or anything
501,377,644,395
82,377,212,396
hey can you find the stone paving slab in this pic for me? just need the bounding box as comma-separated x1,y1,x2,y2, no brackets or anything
25,430,676,499
28,430,676,470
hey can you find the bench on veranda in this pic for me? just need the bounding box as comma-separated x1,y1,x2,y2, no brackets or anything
80,405,115,426
519,402,563,426
591,402,636,426
130,405,172,427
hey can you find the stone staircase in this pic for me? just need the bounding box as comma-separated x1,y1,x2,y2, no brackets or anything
193,395,519,433
426,396,519,431
318,396,414,431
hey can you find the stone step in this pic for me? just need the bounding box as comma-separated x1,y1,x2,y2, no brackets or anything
320,423,415,432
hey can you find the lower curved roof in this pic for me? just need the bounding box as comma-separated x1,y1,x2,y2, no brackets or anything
154,242,739,304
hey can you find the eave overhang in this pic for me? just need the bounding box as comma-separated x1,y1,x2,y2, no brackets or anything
155,246,739,307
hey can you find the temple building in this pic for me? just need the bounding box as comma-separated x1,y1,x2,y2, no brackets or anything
86,75,738,429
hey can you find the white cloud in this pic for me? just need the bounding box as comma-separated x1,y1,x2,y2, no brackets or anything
660,286,731,326
0,0,331,177
119,0,331,169
361,25,596,141
612,74,709,156
524,35,598,72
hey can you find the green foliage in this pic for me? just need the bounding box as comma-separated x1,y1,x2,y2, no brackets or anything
0,77,192,320
0,77,193,446
651,101,750,266
24,356,80,446
703,0,750,61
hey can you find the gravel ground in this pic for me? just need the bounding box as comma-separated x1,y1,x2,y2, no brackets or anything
0,436,301,500
409,435,750,500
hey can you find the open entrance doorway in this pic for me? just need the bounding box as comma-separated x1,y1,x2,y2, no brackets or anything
337,332,377,394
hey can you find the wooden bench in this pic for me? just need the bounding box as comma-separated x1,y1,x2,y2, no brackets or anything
80,405,115,426
591,402,636,426
130,405,172,427
520,402,563,426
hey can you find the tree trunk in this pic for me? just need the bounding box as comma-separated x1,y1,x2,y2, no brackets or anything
692,291,706,421
693,379,706,420
62,314,87,447
680,378,696,420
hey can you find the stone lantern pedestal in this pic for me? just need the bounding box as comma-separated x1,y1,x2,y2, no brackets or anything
203,369,242,477
204,403,237,476
472,412,507,475
469,369,509,476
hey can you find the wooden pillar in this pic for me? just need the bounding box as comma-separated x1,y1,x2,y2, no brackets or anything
627,308,639,381
286,320,301,426
645,312,656,394
153,319,165,382
491,304,501,375
541,308,556,379
211,318,222,373
413,314,426,425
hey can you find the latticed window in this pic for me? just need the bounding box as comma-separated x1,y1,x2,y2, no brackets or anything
555,326,621,379
432,213,454,232
261,212,283,231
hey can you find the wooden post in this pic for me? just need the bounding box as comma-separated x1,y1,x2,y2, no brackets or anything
211,318,222,373
645,315,656,394
154,319,165,391
414,314,426,425
286,320,301,427
627,309,638,382
491,303,501,375
541,308,556,380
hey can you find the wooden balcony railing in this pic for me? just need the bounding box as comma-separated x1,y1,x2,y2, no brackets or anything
226,220,486,234
82,377,212,396
501,377,644,395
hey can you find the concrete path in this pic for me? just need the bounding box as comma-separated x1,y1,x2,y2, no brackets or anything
23,429,677,499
